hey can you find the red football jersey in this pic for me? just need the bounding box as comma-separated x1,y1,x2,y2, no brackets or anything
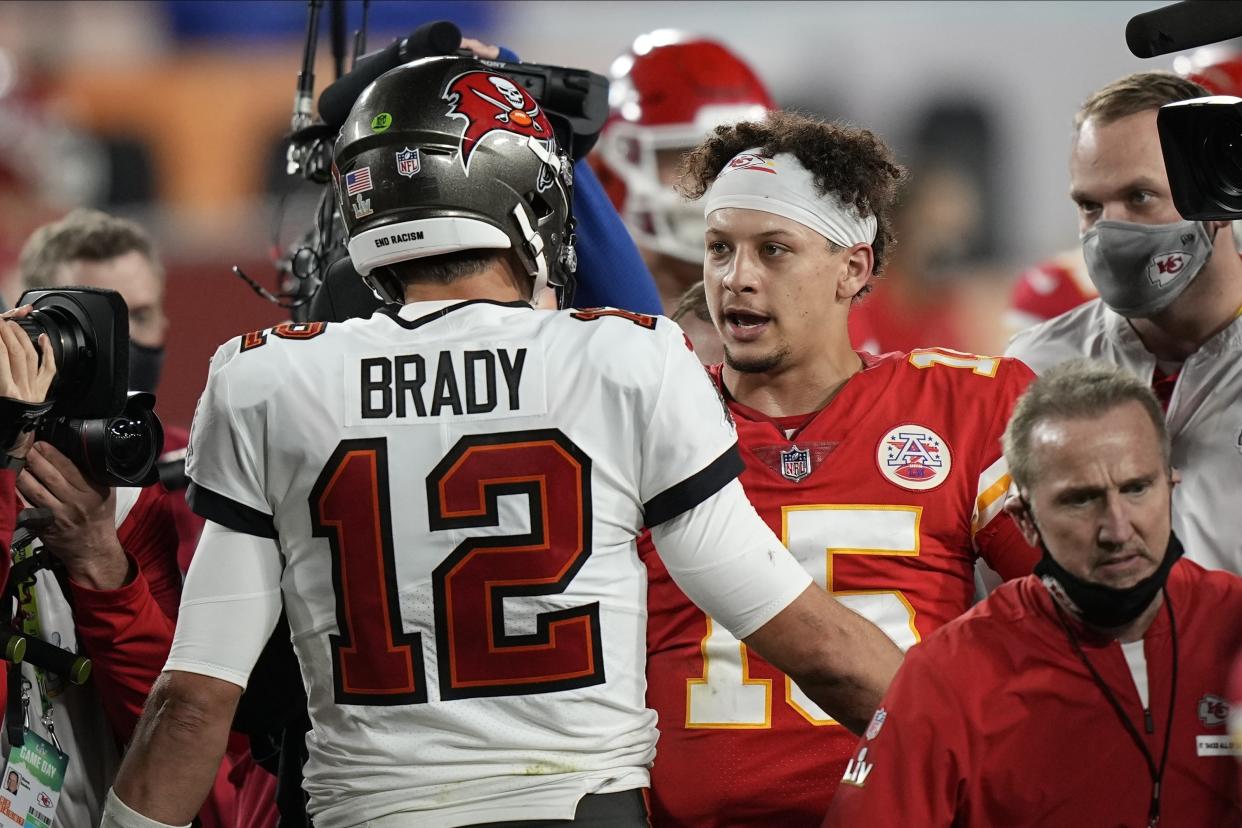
1006,248,1096,333
644,348,1039,826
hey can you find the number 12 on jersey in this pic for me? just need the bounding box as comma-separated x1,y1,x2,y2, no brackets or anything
686,505,922,727
310,431,605,706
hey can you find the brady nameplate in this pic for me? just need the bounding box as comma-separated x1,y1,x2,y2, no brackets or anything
345,343,547,425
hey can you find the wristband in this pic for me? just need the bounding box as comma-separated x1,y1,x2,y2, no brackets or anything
0,395,51,455
100,789,191,828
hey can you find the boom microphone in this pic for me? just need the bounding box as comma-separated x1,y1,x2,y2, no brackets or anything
318,20,462,129
1126,1,1242,59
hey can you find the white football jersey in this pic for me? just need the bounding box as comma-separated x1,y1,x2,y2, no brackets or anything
184,299,804,827
1007,298,1242,575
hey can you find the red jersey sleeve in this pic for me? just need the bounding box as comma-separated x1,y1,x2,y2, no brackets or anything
0,470,16,715
116,484,183,620
823,641,967,827
971,358,1039,581
0,469,15,590
66,484,182,742
67,561,176,743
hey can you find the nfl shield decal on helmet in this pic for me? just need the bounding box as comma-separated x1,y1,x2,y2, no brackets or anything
396,147,421,178
877,424,952,491
780,445,811,482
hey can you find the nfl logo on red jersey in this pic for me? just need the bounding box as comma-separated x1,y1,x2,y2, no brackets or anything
780,445,811,482
864,708,887,740
396,147,421,178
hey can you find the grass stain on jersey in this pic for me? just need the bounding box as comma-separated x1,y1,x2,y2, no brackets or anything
522,760,579,776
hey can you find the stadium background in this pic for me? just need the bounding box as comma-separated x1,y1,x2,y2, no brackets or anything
0,0,1189,428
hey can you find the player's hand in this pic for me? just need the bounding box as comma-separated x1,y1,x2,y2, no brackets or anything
460,37,501,60
0,306,56,458
17,441,129,591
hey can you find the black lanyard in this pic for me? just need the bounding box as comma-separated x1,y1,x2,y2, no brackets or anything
1054,590,1178,828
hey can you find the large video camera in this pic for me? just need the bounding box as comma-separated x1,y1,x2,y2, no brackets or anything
1127,1,1242,219
8,287,162,488
1157,96,1242,220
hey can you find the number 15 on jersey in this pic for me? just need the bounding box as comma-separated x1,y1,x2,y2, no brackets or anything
686,505,922,727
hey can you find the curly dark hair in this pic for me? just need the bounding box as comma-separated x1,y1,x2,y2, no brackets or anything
679,110,906,276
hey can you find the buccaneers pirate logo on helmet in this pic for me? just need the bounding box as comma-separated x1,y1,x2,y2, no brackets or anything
444,70,555,180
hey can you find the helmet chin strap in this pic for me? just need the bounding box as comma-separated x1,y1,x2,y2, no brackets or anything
364,268,404,305
511,202,550,305
519,135,577,307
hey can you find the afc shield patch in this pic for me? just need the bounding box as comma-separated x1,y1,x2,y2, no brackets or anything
780,445,811,482
877,423,952,491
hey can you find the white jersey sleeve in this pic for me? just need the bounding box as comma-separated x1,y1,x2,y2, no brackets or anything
164,521,283,688
184,338,278,538
639,320,743,526
651,478,812,639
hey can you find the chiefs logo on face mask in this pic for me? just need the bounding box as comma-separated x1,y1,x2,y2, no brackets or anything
443,70,555,175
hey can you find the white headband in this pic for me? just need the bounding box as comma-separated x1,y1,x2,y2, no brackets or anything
703,149,878,247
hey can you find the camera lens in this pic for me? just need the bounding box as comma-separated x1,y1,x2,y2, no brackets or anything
36,394,163,488
105,416,152,477
1204,122,1242,199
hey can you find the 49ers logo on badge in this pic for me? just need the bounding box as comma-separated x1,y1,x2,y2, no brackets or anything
443,70,554,175
877,424,952,491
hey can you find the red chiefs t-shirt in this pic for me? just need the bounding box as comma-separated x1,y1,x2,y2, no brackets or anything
643,348,1039,826
826,563,1242,827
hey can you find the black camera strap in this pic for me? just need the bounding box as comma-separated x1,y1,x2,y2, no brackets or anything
0,397,52,459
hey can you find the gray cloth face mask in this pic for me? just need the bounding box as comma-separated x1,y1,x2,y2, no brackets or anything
1081,218,1214,318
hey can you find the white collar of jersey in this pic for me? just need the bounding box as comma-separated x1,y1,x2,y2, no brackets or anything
391,299,532,324
397,299,468,318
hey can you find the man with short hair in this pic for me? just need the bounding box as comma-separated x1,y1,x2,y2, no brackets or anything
642,111,1039,826
1005,50,1242,336
3,214,193,827
1006,71,1242,575
20,208,167,394
825,359,1242,826
102,56,901,828
17,208,204,571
